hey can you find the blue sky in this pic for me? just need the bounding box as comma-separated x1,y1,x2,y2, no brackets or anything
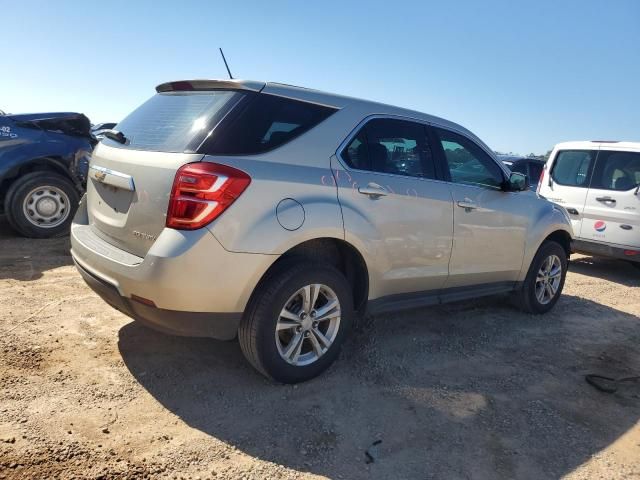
2,0,638,155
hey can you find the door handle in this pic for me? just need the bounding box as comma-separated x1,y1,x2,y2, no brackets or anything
596,196,616,204
358,183,388,198
457,199,477,211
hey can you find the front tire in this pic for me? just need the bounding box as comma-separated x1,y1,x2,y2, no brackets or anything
239,261,354,383
5,172,79,238
516,241,567,314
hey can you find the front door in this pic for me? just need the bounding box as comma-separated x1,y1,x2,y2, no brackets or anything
432,127,529,288
545,149,598,237
581,149,640,246
333,117,453,299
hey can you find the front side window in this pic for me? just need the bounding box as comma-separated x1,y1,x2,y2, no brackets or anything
590,150,640,191
341,118,436,179
550,150,595,188
434,128,504,189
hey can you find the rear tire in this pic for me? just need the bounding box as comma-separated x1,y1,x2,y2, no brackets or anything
239,261,354,383
5,172,79,238
515,241,567,314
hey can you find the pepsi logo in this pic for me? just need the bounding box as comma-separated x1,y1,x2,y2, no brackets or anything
594,220,606,232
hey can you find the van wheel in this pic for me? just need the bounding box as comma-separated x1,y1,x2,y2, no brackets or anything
5,172,79,238
239,261,354,383
515,241,567,314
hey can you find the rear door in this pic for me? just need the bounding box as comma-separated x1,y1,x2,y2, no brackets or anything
432,127,528,288
581,149,640,246
545,149,598,237
334,117,453,297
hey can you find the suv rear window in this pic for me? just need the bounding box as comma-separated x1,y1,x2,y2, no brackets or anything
550,150,595,187
204,93,337,155
105,91,243,153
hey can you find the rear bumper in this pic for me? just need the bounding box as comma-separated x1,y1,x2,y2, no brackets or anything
70,198,277,339
74,257,241,339
573,239,640,263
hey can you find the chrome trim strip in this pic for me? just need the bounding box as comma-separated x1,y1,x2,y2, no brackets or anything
89,165,135,192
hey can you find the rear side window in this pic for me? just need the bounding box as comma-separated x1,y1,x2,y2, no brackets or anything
106,91,243,152
341,118,436,179
590,150,640,191
205,94,337,155
550,150,595,187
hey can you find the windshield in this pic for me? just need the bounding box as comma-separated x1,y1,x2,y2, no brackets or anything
105,91,243,153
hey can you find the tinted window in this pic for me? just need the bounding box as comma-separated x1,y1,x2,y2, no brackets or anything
206,94,337,155
510,161,528,175
106,91,242,152
341,118,436,179
550,150,595,187
529,162,543,182
591,150,640,191
435,128,504,189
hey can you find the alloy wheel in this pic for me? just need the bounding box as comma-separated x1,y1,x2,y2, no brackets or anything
275,284,341,367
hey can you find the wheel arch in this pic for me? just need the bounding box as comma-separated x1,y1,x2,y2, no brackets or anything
247,237,370,315
1,157,79,210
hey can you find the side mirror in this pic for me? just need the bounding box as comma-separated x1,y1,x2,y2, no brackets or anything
505,172,529,192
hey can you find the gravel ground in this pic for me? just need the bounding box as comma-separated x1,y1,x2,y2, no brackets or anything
0,218,639,480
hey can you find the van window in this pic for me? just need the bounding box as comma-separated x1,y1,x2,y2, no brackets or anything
341,118,436,179
591,150,640,191
550,150,595,187
205,94,337,155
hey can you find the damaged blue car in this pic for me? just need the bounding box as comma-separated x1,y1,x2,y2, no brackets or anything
0,111,95,238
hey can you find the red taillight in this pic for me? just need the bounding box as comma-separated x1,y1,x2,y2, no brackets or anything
624,250,639,256
166,162,251,230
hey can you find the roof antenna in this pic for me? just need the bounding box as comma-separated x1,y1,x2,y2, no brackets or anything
219,48,234,79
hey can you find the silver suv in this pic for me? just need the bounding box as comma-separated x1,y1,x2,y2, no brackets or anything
71,80,573,383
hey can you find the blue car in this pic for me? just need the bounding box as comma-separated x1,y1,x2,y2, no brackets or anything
0,111,95,237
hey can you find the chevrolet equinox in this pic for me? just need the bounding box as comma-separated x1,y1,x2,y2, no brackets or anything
71,80,573,383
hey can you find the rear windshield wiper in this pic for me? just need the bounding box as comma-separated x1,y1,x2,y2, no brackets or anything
103,130,128,144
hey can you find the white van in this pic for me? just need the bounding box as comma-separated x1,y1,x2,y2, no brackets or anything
538,141,640,269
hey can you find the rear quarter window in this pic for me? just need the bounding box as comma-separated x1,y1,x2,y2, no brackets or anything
203,93,337,155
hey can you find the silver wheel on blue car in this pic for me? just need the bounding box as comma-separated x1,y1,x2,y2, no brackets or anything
275,284,342,367
22,185,71,229
5,172,80,238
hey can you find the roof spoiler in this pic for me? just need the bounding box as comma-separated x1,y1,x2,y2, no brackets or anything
155,79,265,93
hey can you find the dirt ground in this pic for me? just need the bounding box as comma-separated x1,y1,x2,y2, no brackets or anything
0,218,639,480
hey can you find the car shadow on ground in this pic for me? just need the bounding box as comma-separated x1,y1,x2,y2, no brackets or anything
118,293,640,479
569,254,639,287
0,217,72,281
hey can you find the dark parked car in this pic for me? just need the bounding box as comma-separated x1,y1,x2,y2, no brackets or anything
497,155,545,190
0,112,95,238
91,122,117,140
